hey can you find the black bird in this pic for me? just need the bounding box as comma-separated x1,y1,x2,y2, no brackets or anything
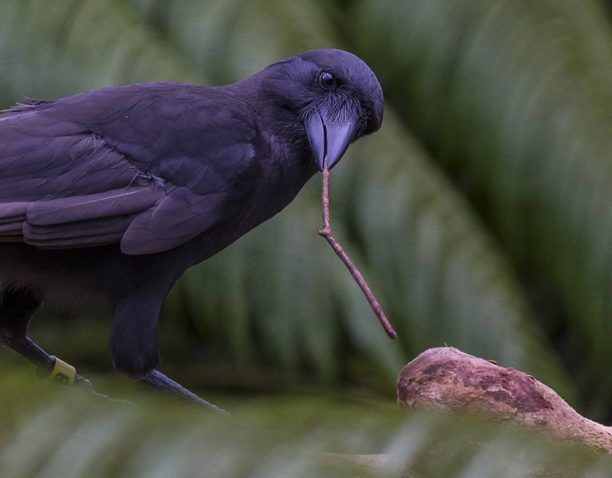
0,48,383,410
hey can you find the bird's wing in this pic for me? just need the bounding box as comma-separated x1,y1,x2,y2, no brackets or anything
0,116,169,249
0,85,258,254
119,186,229,255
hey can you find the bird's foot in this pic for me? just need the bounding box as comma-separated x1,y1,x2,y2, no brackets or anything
136,369,228,414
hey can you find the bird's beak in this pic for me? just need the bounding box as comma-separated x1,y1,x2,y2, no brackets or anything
305,111,358,171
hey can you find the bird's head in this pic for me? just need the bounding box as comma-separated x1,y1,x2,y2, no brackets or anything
256,48,384,170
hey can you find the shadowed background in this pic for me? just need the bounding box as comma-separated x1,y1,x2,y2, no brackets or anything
0,1,611,476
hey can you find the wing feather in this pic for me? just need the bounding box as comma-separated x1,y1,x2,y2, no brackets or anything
0,83,257,254
121,187,226,255
0,110,169,249
27,187,166,226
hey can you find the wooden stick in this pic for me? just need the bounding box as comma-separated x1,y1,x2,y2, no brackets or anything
318,160,397,340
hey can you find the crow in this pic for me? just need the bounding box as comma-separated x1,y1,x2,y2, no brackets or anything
0,48,383,410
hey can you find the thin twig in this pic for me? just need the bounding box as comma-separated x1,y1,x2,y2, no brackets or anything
318,159,397,340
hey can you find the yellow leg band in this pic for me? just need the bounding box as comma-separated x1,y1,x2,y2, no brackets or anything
50,357,76,385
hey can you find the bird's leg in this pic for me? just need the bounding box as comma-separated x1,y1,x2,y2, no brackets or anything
0,287,48,370
0,287,91,386
111,293,226,413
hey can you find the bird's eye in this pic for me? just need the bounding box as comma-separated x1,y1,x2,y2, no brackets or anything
318,72,337,91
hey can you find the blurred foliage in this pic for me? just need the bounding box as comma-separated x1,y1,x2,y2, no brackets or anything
0,367,610,478
0,0,611,471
